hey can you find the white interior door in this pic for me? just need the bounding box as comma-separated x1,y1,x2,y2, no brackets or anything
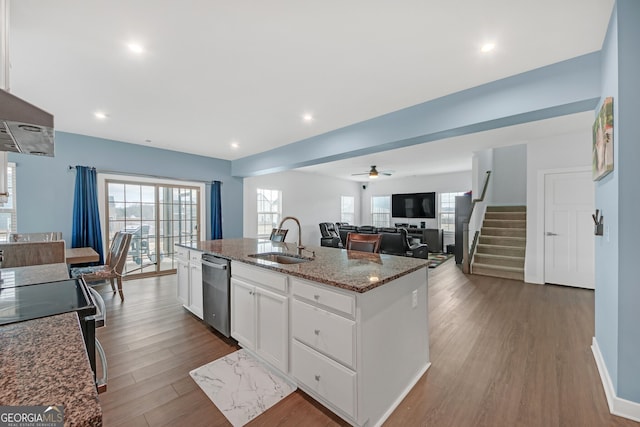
544,171,595,289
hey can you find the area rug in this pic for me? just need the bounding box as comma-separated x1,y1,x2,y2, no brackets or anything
190,349,296,427
428,253,453,268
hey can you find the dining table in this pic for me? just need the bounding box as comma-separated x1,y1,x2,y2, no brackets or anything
65,247,100,264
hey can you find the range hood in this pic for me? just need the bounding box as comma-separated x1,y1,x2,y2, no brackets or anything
0,88,54,156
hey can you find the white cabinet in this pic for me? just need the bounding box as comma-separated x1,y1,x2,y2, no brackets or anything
174,244,203,319
291,270,429,427
230,262,288,373
255,285,288,370
189,259,203,318
228,259,429,427
176,259,189,305
230,278,255,346
291,278,357,419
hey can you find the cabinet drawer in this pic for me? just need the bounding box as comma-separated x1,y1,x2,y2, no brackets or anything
189,250,203,263
292,300,355,368
292,340,356,418
232,262,287,293
292,278,355,317
175,245,190,262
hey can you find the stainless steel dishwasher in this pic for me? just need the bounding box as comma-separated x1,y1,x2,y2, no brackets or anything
201,253,231,337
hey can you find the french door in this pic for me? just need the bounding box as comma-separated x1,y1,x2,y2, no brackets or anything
104,179,201,278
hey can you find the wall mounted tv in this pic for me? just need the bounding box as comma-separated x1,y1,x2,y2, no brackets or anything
392,192,436,218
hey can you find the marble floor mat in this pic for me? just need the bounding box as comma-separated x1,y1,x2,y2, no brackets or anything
189,349,296,427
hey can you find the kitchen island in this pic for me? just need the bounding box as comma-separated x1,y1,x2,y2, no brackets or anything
0,264,102,426
183,238,430,427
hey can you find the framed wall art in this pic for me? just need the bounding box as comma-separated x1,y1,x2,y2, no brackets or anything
593,97,614,181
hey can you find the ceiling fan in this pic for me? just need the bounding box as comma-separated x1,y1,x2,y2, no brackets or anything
351,165,393,179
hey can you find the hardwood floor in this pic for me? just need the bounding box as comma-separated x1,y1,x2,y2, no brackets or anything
96,260,638,426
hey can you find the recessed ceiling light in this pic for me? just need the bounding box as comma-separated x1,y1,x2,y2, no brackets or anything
231,142,239,149
127,42,144,54
302,113,314,122
94,111,108,119
481,43,496,53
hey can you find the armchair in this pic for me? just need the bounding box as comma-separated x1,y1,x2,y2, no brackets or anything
379,228,429,259
319,222,342,248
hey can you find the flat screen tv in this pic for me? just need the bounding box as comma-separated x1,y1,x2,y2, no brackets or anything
392,192,436,218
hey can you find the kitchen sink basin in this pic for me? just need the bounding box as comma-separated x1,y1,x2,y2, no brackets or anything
248,252,313,264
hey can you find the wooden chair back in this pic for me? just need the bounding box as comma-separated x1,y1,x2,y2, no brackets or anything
0,241,66,267
345,232,382,253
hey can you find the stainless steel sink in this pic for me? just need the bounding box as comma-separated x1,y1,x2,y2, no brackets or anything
248,252,313,264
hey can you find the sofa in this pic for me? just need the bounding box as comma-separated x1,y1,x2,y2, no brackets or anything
319,223,429,259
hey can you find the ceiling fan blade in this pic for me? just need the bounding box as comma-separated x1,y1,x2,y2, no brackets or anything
351,172,369,176
381,172,393,176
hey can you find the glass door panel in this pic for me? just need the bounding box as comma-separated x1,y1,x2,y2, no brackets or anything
105,180,200,278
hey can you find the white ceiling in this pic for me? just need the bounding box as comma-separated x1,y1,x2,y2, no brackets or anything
8,1,611,167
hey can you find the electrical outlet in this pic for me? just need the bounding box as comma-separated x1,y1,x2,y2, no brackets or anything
412,289,418,308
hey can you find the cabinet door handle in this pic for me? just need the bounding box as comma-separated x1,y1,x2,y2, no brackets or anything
314,329,320,335
314,375,321,381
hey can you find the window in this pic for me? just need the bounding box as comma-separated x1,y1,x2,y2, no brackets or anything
0,163,17,242
104,179,202,277
341,196,355,224
371,196,391,227
257,188,282,237
440,192,465,232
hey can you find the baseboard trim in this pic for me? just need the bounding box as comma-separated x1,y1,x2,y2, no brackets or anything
591,337,640,423
373,362,431,427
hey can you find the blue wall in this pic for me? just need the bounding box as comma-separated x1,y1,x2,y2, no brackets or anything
595,2,620,393
8,132,243,244
615,0,640,402
596,0,640,404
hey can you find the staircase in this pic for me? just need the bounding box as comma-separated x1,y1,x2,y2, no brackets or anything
472,206,526,280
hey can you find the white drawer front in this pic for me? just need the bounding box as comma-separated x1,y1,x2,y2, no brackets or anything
292,340,356,418
189,250,203,263
292,278,355,317
175,245,190,262
232,262,287,293
292,300,355,368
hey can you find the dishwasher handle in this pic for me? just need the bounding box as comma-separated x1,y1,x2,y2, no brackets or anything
201,259,228,270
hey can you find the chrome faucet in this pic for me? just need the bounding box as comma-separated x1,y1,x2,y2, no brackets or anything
278,216,304,250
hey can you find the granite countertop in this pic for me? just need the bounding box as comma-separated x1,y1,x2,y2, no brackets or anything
0,263,70,288
182,238,428,293
0,312,102,426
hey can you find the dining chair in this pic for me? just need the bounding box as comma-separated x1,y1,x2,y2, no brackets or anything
0,241,66,267
270,228,288,242
70,232,133,301
345,232,382,253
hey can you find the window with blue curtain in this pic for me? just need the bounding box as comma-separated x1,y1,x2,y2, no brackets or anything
72,166,105,264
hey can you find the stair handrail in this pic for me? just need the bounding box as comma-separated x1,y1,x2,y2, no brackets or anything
462,170,491,273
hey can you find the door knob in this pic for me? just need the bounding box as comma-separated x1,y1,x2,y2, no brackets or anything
545,232,558,236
